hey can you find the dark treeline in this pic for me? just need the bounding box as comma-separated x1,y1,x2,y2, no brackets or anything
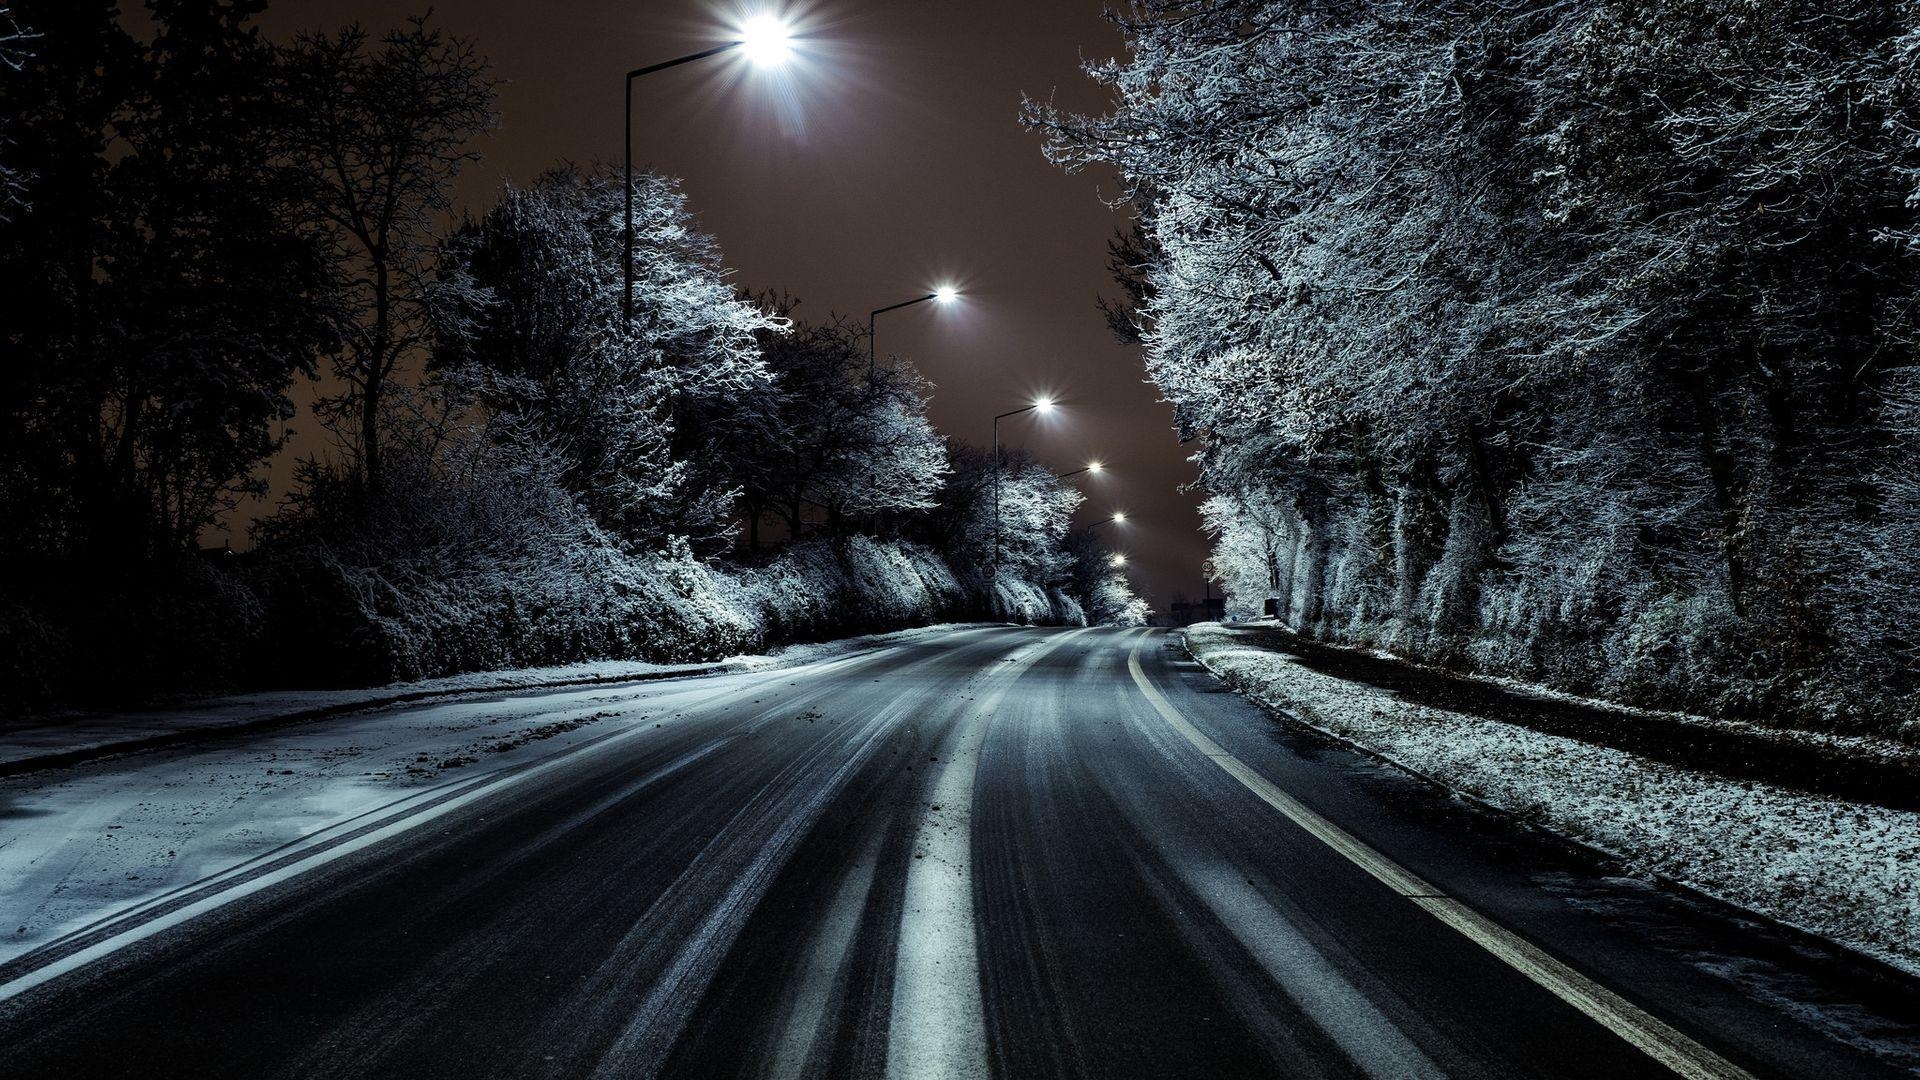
0,1,1141,710
1032,1,1920,736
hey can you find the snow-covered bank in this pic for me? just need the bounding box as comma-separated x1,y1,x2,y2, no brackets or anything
0,625,1002,972
1184,622,1920,977
0,623,984,776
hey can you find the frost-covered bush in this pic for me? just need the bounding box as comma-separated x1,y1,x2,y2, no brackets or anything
1047,588,1088,627
282,534,758,683
734,535,967,643
991,577,1057,625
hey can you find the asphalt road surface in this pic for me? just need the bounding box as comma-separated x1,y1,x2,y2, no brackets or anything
2,625,1917,1078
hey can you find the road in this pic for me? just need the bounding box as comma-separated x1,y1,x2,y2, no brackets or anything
0,625,1916,1078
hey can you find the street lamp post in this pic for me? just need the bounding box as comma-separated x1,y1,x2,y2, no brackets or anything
623,16,793,325
869,286,958,369
1088,511,1127,530
1056,461,1104,480
993,396,1055,575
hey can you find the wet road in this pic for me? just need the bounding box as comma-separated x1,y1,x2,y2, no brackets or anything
1,625,1916,1078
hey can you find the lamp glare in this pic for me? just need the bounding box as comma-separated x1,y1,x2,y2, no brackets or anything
738,14,795,68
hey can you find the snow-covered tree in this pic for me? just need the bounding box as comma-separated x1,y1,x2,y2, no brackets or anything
1033,0,1920,726
922,444,1080,583
434,165,776,549
1062,524,1147,625
725,301,946,545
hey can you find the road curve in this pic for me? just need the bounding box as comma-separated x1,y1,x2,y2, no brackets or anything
0,626,1916,1078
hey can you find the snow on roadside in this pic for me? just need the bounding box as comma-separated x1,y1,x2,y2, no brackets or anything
1184,622,1920,976
0,623,997,773
0,624,1000,970
0,680,683,968
1296,624,1920,767
726,622,982,671
0,659,721,770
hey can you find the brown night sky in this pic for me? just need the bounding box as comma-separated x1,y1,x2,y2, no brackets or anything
241,0,1210,611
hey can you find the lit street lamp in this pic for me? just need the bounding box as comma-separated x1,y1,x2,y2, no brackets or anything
1056,460,1105,480
993,396,1056,573
1088,511,1127,530
870,286,959,369
1110,554,1128,568
623,14,795,324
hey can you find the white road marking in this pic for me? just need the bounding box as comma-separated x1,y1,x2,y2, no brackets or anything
585,637,1023,1078
1126,634,1755,1080
886,627,1094,1080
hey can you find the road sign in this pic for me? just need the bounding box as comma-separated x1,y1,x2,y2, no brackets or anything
1201,560,1216,577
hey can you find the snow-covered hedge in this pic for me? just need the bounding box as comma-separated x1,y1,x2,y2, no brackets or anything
254,531,1081,689
257,535,751,686
737,535,968,642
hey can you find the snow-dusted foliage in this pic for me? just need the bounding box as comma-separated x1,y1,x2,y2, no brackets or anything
907,443,1104,623
736,534,966,642
725,302,946,544
1033,1,1920,735
0,7,1113,709
435,166,779,548
251,425,1030,683
1061,522,1149,626
235,172,1095,694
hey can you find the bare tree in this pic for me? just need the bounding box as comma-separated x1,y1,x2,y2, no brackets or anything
0,4,32,211
281,13,495,488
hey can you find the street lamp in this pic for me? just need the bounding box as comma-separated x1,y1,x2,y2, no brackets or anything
1089,511,1127,529
623,14,797,324
870,286,959,369
1057,460,1104,480
1110,554,1128,567
993,396,1057,574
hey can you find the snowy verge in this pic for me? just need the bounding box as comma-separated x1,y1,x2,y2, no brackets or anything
0,622,990,777
1183,622,1920,977
1252,618,1920,769
0,623,1003,970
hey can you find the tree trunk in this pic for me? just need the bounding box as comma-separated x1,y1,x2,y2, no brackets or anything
363,256,390,488
1681,364,1749,617
1462,422,1509,555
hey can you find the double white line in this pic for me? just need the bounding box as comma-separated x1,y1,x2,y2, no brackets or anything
1126,634,1753,1080
886,627,1095,1080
